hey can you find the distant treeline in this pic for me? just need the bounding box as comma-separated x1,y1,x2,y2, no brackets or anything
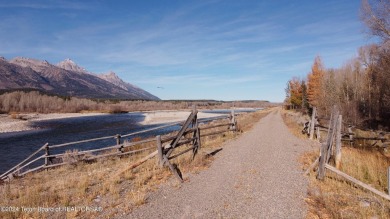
0,91,274,114
284,0,390,129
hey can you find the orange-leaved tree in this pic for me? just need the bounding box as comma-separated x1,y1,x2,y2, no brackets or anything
285,77,306,109
307,56,325,108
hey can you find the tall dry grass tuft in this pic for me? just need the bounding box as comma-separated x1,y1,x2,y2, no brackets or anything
62,149,81,164
341,148,390,193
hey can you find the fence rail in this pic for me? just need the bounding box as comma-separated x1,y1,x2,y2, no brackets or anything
304,108,389,147
304,106,390,201
1,108,238,182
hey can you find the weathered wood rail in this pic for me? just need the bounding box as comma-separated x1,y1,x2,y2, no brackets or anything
304,107,389,147
0,107,238,182
304,106,390,201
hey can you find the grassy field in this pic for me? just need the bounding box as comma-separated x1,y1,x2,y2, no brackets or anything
0,108,273,219
282,109,390,219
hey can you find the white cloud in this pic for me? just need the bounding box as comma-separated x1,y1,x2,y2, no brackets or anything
0,1,88,10
0,0,374,101
131,72,263,87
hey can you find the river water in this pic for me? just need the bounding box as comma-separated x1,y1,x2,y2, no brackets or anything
0,113,181,174
0,109,260,174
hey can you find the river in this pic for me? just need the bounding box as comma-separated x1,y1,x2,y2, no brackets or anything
0,113,181,174
0,109,260,174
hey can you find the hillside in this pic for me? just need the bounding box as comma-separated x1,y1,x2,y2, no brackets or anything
98,71,159,100
0,57,159,100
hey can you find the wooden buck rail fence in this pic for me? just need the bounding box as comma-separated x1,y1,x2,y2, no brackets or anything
0,107,238,183
304,106,390,201
304,107,389,146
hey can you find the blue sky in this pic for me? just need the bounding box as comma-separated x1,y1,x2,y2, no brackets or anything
0,0,374,102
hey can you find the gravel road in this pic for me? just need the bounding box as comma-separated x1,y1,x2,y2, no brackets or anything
121,109,312,218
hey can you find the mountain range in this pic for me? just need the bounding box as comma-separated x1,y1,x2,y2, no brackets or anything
0,57,159,100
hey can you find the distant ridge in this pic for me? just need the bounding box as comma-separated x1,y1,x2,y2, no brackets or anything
98,71,159,100
0,57,159,100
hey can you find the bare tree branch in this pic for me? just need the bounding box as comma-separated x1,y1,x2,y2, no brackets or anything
361,0,390,42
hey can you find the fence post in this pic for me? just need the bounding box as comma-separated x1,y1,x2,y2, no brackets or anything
230,109,237,132
348,125,354,146
316,125,320,141
317,106,338,180
310,107,317,139
192,104,196,113
387,166,390,195
194,115,201,157
196,126,201,150
116,134,123,153
191,104,201,158
326,106,339,164
317,142,327,180
45,144,50,167
335,115,342,169
156,135,163,167
116,134,121,145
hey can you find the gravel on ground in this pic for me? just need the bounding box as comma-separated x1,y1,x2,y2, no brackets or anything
121,109,314,218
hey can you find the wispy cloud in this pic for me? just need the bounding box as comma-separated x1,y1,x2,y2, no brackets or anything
0,0,373,101
132,72,263,86
295,19,362,38
0,1,88,10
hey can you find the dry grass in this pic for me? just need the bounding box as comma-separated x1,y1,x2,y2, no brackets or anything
0,108,272,219
341,148,390,192
281,109,309,139
282,109,390,219
303,148,390,219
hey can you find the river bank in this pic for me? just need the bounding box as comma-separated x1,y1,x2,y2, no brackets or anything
0,110,228,133
0,113,109,133
140,110,226,125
